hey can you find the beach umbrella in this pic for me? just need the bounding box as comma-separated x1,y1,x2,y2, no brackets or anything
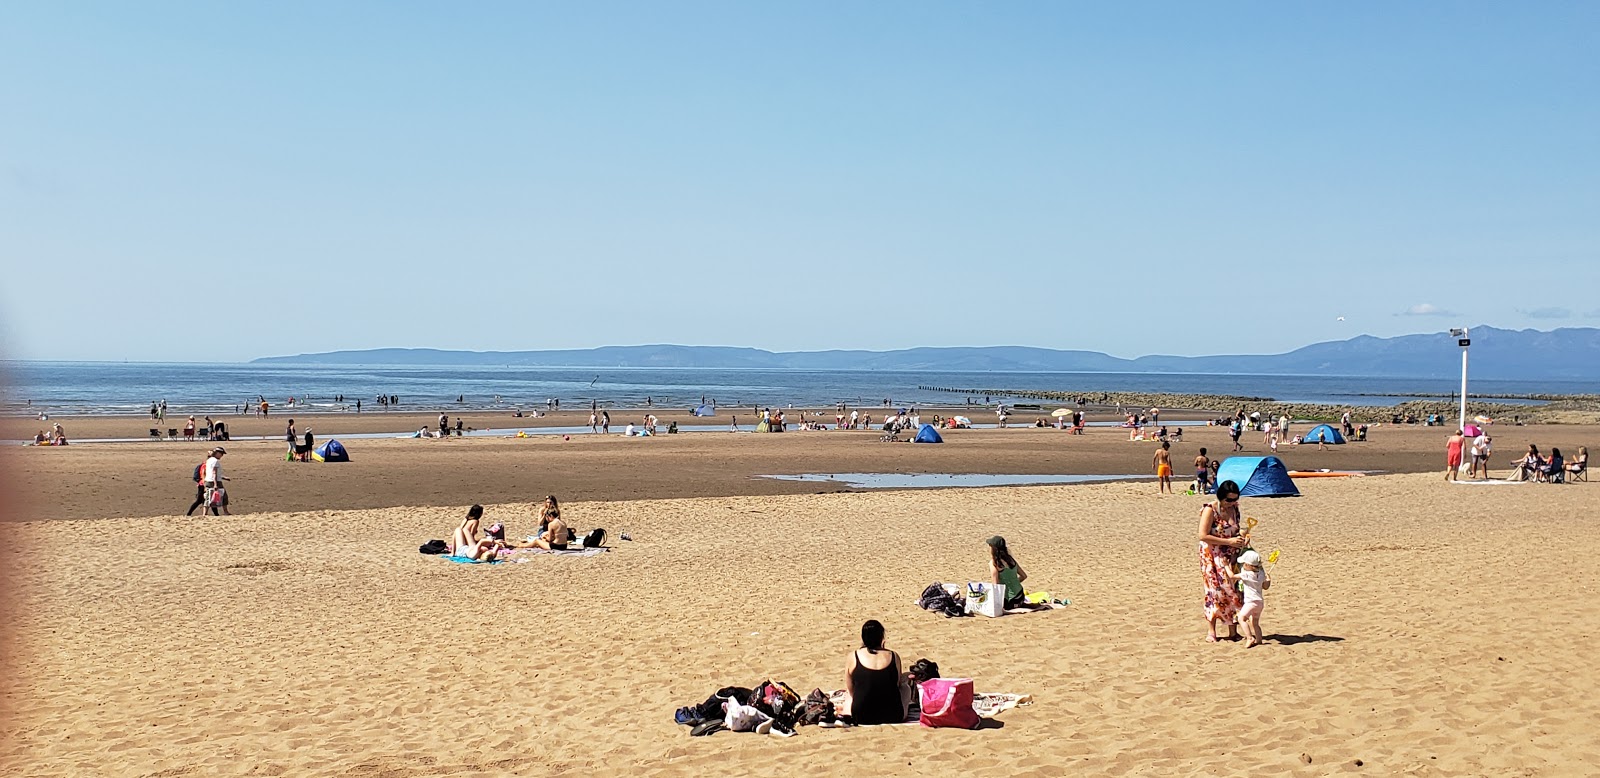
1051,408,1072,417
1474,415,1492,425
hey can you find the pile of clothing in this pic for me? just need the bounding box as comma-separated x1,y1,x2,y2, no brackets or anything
673,681,841,737
918,582,969,618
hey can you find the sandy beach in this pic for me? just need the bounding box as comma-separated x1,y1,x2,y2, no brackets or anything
3,419,1597,776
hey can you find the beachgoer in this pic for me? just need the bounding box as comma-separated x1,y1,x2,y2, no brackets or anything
1194,448,1211,493
285,419,298,460
1510,444,1542,481
1566,446,1588,478
1226,549,1270,648
201,447,228,514
301,429,314,462
185,452,214,516
1470,432,1491,479
589,412,599,433
452,505,497,561
1445,430,1465,481
183,416,196,441
843,620,911,726
986,535,1041,610
1154,440,1174,493
730,415,738,432
1539,448,1564,482
532,505,569,550
1229,419,1243,451
601,411,610,434
1198,480,1249,642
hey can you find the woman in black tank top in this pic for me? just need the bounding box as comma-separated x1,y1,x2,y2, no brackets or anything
846,620,909,725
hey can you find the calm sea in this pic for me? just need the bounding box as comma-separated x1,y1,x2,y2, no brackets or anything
3,362,1593,417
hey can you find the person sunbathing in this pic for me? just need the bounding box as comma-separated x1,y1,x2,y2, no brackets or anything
530,507,569,550
451,505,498,561
843,620,912,726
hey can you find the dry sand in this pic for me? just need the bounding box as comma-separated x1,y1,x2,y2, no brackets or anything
2,423,1598,776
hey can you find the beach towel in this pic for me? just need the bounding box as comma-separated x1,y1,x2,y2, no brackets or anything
504,547,608,559
441,555,500,564
825,690,1031,724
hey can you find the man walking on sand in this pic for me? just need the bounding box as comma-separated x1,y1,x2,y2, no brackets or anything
202,447,228,515
1154,440,1174,493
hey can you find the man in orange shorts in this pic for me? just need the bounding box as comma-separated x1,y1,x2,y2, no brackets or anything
1154,440,1174,494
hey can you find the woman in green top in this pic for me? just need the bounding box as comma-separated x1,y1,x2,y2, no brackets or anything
986,536,1032,609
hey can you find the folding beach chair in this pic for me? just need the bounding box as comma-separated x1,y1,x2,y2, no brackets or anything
1571,461,1588,482
149,428,161,440
167,428,179,439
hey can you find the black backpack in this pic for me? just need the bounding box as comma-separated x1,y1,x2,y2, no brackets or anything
418,539,449,555
581,528,607,548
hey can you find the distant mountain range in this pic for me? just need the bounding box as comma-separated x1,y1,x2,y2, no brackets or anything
253,326,1600,381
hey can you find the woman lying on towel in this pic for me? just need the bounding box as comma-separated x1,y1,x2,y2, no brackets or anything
451,505,498,562
844,620,913,725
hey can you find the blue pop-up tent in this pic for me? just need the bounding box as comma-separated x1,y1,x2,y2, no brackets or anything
1214,456,1298,497
913,424,944,443
312,439,350,462
692,405,716,417
1301,424,1345,444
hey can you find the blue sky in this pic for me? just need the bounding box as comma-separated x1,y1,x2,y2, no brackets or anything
3,3,1596,362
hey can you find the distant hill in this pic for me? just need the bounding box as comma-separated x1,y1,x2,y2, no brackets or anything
253,326,1600,381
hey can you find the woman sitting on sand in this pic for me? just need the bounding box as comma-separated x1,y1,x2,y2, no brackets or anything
1198,480,1250,642
986,535,1044,610
532,506,569,550
451,505,498,561
844,620,912,726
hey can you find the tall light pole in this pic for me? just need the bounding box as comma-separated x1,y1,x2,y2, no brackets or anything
1450,328,1470,431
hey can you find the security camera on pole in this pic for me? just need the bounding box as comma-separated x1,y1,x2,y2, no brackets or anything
1449,328,1470,432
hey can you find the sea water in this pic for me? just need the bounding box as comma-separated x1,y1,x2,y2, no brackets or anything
3,361,1590,418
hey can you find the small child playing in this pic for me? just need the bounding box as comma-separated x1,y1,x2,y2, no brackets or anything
1228,549,1270,647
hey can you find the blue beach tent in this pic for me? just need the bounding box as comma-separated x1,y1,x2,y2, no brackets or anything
312,439,350,462
913,424,944,444
693,405,717,417
1301,424,1345,444
1214,456,1299,497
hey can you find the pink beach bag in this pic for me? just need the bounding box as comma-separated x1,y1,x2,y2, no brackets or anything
918,678,980,729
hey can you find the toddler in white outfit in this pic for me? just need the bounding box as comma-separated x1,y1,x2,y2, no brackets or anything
1230,549,1270,647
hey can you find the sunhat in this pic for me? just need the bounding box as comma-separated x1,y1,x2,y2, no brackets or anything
1238,549,1263,566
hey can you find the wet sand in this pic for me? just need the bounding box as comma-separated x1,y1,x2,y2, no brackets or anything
10,414,1594,522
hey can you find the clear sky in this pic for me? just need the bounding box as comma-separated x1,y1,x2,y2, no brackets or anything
3,3,1596,362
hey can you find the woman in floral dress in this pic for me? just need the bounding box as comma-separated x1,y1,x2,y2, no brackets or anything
1198,479,1251,642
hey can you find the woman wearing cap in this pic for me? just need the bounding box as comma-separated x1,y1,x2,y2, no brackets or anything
1198,480,1250,642
985,536,1042,610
